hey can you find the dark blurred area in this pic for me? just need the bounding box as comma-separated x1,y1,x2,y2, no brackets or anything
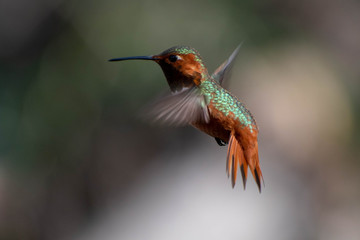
0,0,359,239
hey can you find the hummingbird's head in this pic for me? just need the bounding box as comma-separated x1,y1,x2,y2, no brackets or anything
109,46,209,92
152,46,208,91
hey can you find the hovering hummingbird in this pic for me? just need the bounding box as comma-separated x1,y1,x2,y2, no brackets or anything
109,45,264,191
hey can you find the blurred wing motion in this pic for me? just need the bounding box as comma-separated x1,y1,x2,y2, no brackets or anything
226,131,263,191
146,87,210,125
211,43,242,86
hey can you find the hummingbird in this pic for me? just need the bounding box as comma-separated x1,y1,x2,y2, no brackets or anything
109,45,264,191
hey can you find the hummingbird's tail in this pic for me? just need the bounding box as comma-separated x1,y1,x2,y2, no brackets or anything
226,132,263,192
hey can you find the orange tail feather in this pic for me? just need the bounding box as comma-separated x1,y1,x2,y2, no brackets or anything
226,132,263,191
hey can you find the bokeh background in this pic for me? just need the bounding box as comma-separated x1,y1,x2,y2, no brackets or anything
1,0,360,239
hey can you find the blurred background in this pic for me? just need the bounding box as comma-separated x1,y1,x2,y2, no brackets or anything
1,0,360,239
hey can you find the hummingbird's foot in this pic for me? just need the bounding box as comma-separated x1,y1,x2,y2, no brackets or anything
215,137,227,146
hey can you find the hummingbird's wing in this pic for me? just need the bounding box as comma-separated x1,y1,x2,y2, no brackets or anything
145,87,210,126
211,44,242,86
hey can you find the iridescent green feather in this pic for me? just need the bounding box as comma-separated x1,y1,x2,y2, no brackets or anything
200,78,257,132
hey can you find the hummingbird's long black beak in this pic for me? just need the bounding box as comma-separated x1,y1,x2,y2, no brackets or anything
108,56,159,62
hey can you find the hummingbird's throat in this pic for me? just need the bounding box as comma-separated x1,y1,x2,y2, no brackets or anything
155,52,208,92
160,65,202,92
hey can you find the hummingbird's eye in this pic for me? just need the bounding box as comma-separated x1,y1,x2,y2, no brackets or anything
168,55,178,63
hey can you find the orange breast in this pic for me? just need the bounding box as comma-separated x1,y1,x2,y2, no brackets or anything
191,103,237,143
192,116,230,142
